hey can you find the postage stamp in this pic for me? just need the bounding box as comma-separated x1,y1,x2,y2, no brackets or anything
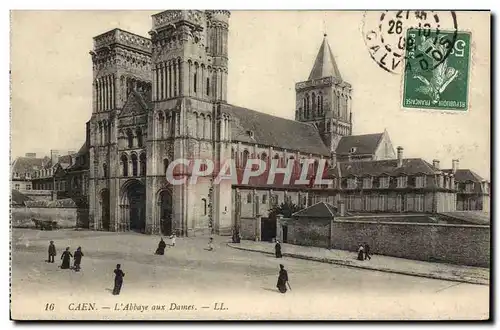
402,29,471,111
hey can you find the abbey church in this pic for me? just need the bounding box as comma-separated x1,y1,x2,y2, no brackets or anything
12,10,489,236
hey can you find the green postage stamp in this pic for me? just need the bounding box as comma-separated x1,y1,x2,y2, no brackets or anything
403,29,471,111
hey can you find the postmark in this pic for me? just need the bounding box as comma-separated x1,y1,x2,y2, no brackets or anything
402,29,471,110
362,10,458,74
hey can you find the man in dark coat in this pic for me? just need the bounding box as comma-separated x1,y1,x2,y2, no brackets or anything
276,264,289,293
60,247,72,269
275,240,282,258
73,247,84,271
48,241,56,263
364,243,371,260
155,238,167,255
113,264,125,295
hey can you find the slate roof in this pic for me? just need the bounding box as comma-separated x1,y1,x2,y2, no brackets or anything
335,133,384,156
308,35,343,80
58,154,73,165
292,201,337,218
119,90,152,117
224,104,330,156
11,156,48,176
329,158,441,177
442,169,486,182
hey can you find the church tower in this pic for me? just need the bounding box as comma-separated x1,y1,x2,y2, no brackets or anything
146,10,232,236
295,34,352,152
88,29,152,231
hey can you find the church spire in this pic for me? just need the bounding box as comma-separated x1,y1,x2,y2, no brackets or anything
308,34,342,80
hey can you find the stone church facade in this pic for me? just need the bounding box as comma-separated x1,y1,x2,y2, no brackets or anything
85,10,468,237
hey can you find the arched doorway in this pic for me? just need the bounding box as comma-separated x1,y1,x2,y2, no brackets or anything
100,189,110,231
158,189,173,236
122,180,146,233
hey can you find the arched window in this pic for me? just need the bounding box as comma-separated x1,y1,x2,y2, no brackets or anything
140,153,146,176
126,129,134,148
273,153,280,167
121,154,128,177
260,152,268,162
131,154,138,176
302,98,306,118
317,95,322,115
202,198,207,215
103,163,108,178
136,127,143,147
242,150,249,168
206,78,210,96
312,92,316,113
247,193,252,204
163,158,169,175
194,72,197,93
320,94,324,113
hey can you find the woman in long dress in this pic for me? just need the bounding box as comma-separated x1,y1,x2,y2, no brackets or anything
276,264,289,293
60,247,72,269
275,240,282,258
357,244,364,261
113,264,125,295
155,238,167,255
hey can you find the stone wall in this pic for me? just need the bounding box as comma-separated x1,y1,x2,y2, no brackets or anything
330,220,490,267
277,217,331,248
240,217,257,240
12,206,81,228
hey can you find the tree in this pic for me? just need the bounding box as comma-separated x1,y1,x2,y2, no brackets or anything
269,201,304,219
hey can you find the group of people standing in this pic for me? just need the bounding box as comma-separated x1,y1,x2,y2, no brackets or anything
47,241,84,271
357,243,372,261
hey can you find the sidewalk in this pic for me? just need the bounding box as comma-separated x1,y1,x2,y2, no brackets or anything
227,240,489,285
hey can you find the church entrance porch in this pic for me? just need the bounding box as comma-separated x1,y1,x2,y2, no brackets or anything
120,179,146,233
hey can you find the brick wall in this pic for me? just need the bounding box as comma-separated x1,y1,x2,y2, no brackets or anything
330,220,490,267
12,206,81,228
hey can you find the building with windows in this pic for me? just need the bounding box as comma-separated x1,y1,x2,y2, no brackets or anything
24,10,488,236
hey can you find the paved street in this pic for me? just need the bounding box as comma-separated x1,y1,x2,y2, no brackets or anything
11,228,489,320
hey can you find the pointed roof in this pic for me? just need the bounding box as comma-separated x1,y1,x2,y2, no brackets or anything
292,201,338,218
308,34,342,81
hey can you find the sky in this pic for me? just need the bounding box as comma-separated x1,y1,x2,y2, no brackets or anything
10,10,490,179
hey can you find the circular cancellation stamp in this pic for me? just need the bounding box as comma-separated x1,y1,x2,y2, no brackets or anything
362,10,458,74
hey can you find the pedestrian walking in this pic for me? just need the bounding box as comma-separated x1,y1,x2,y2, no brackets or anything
60,247,72,269
276,264,289,293
357,244,364,261
169,233,176,247
206,237,214,251
112,264,125,295
47,240,56,263
275,240,282,258
364,243,371,260
155,237,167,255
73,247,84,271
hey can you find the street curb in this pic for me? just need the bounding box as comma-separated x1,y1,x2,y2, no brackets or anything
227,243,489,286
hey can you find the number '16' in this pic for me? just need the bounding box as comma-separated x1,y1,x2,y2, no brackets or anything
45,303,55,311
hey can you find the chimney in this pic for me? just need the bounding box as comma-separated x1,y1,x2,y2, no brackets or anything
397,146,403,167
452,159,459,173
50,150,60,165
432,159,440,169
25,152,36,158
